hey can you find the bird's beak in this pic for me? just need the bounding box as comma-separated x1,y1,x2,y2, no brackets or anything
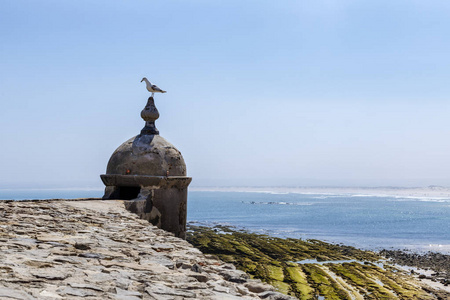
140,78,144,82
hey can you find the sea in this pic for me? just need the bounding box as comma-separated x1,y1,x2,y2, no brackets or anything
1,188,449,254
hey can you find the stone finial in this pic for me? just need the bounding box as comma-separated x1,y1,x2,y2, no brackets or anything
140,97,160,135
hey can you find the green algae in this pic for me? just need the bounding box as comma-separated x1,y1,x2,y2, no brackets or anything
302,264,352,300
284,264,315,299
328,263,395,299
186,225,442,299
271,281,291,295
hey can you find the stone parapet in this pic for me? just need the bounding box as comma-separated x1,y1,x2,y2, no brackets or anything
0,200,292,299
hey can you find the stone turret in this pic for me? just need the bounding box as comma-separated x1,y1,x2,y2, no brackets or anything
100,96,191,238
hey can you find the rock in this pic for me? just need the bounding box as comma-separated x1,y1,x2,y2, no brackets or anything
79,252,104,259
141,256,175,269
115,287,142,299
39,290,63,299
191,263,202,273
23,259,54,268
57,286,97,297
258,291,297,300
30,269,69,280
173,282,209,290
145,283,197,298
211,291,246,299
212,284,229,293
222,263,236,270
74,242,91,250
68,282,103,291
36,234,65,243
51,256,83,264
245,281,275,293
188,273,209,283
176,261,192,269
219,270,250,283
0,200,274,300
0,287,35,300
152,243,174,252
236,284,250,295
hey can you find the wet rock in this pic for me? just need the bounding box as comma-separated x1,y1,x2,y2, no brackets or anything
381,249,450,281
188,225,449,299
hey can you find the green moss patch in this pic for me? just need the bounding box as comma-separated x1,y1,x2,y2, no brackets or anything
186,225,444,299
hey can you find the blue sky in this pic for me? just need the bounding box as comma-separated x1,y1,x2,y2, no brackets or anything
1,0,450,188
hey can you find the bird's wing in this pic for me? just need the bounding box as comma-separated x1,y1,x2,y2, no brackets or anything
151,85,165,92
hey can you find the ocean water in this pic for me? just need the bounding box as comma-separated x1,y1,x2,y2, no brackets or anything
187,191,450,253
1,189,449,253
0,189,103,200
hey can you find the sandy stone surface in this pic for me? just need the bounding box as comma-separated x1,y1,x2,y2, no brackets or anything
0,200,294,300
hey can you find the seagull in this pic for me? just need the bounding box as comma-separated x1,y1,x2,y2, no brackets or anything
141,77,167,97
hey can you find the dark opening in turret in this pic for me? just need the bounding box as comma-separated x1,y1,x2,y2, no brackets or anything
117,186,141,200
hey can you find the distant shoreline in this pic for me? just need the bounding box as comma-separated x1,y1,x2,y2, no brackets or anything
190,186,450,200
3,185,450,200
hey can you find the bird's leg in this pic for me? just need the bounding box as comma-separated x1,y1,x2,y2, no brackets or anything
151,92,155,97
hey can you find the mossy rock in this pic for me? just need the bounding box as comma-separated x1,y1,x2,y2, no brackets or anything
285,265,315,299
270,281,291,295
186,225,445,299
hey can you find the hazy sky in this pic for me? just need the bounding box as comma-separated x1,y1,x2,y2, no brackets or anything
2,0,450,189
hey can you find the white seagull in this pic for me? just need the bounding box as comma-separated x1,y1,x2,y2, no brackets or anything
141,77,167,97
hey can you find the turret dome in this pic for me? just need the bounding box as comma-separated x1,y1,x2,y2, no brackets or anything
106,134,187,177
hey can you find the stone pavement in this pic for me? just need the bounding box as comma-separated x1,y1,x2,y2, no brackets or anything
0,200,295,300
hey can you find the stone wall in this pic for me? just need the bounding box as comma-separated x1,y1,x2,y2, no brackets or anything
0,200,294,300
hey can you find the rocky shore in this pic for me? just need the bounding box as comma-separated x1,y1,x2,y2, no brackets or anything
1,199,449,300
380,250,450,287
0,200,293,300
187,225,450,300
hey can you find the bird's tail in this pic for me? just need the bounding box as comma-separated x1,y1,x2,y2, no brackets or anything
162,91,167,93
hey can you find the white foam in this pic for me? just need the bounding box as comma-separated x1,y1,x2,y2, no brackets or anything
244,201,314,206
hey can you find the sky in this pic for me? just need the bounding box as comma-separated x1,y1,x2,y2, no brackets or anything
1,0,450,189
